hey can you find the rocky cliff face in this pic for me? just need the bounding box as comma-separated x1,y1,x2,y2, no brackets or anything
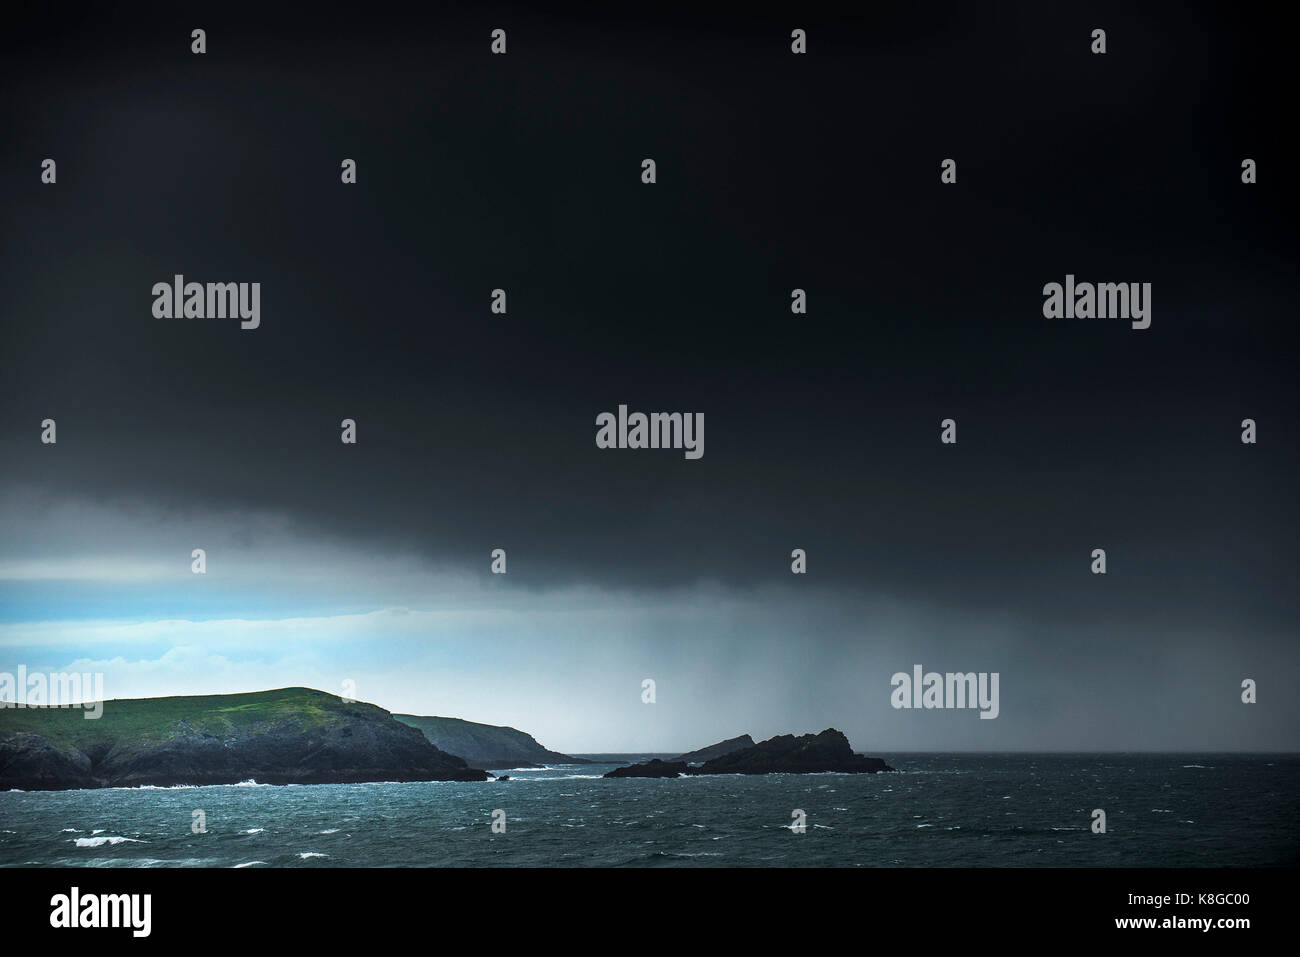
0,688,489,790
0,731,97,789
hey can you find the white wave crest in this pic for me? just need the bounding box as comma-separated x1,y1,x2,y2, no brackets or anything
75,836,145,848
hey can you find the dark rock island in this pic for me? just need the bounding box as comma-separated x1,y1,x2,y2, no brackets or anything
671,734,754,764
604,758,688,778
605,729,893,778
0,687,489,791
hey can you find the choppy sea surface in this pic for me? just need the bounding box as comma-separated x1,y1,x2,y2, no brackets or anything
1,754,1296,867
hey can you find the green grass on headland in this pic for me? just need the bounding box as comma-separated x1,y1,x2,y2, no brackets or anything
0,687,373,749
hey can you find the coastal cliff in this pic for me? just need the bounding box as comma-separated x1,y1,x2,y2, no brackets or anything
0,687,489,791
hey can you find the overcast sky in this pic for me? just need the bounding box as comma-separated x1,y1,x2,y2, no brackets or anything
1,3,1295,751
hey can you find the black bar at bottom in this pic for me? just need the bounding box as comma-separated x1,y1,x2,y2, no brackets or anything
0,866,1281,943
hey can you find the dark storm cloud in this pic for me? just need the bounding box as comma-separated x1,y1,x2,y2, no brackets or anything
1,3,1296,639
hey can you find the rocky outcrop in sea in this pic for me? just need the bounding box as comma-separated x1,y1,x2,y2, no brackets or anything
604,729,893,778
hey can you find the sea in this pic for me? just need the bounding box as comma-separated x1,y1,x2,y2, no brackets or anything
1,754,1296,867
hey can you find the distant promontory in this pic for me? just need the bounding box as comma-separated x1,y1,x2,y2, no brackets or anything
394,714,589,769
